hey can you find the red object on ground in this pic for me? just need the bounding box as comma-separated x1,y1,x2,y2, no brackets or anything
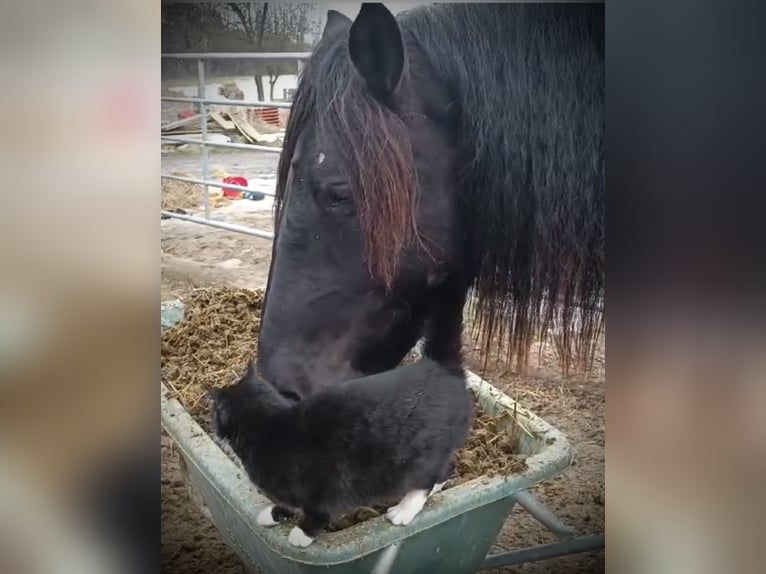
177,110,197,119
222,176,248,198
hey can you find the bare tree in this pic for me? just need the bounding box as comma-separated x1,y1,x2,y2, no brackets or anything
162,3,228,78
221,3,318,100
227,2,269,100
262,4,315,99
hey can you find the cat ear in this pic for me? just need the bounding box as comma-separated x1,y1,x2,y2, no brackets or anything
323,9,352,39
348,3,404,101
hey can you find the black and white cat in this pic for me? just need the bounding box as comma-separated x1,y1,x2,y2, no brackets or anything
212,358,472,547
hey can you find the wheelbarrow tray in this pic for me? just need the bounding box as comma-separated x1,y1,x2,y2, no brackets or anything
161,299,573,574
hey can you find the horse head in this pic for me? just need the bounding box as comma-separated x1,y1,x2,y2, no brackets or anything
258,5,463,399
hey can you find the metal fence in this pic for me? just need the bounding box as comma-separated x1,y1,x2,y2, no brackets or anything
161,52,312,239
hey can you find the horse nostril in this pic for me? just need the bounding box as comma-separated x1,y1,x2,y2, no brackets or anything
280,390,301,402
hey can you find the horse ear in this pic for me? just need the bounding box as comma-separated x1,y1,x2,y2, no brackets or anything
348,3,404,101
323,9,351,39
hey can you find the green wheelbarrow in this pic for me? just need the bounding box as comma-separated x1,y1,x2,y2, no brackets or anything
161,300,604,573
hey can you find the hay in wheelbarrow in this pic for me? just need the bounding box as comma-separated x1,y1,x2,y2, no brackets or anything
161,286,528,530
161,286,262,415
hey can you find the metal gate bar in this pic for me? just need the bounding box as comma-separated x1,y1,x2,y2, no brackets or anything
162,95,294,109
160,210,275,240
197,59,210,218
162,52,311,59
161,135,283,154
161,173,274,196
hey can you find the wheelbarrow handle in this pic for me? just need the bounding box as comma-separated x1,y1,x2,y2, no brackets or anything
480,534,605,569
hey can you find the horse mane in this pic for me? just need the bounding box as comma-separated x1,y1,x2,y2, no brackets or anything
275,28,417,286
278,4,605,373
403,4,605,373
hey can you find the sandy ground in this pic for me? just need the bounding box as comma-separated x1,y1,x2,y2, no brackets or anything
160,150,605,573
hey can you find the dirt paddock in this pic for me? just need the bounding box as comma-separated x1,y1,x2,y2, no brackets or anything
160,150,604,574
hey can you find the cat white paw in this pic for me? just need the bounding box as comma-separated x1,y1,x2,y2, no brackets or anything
256,506,278,527
288,526,314,547
386,489,428,526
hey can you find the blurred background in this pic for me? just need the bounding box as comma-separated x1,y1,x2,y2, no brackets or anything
0,0,157,572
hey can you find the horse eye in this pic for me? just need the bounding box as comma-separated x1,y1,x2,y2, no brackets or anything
327,187,351,207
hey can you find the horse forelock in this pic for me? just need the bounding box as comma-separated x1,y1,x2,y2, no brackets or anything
276,36,418,287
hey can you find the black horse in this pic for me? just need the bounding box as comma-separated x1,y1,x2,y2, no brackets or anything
258,3,604,400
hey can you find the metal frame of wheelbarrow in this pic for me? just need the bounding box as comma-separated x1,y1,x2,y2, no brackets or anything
478,489,604,569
